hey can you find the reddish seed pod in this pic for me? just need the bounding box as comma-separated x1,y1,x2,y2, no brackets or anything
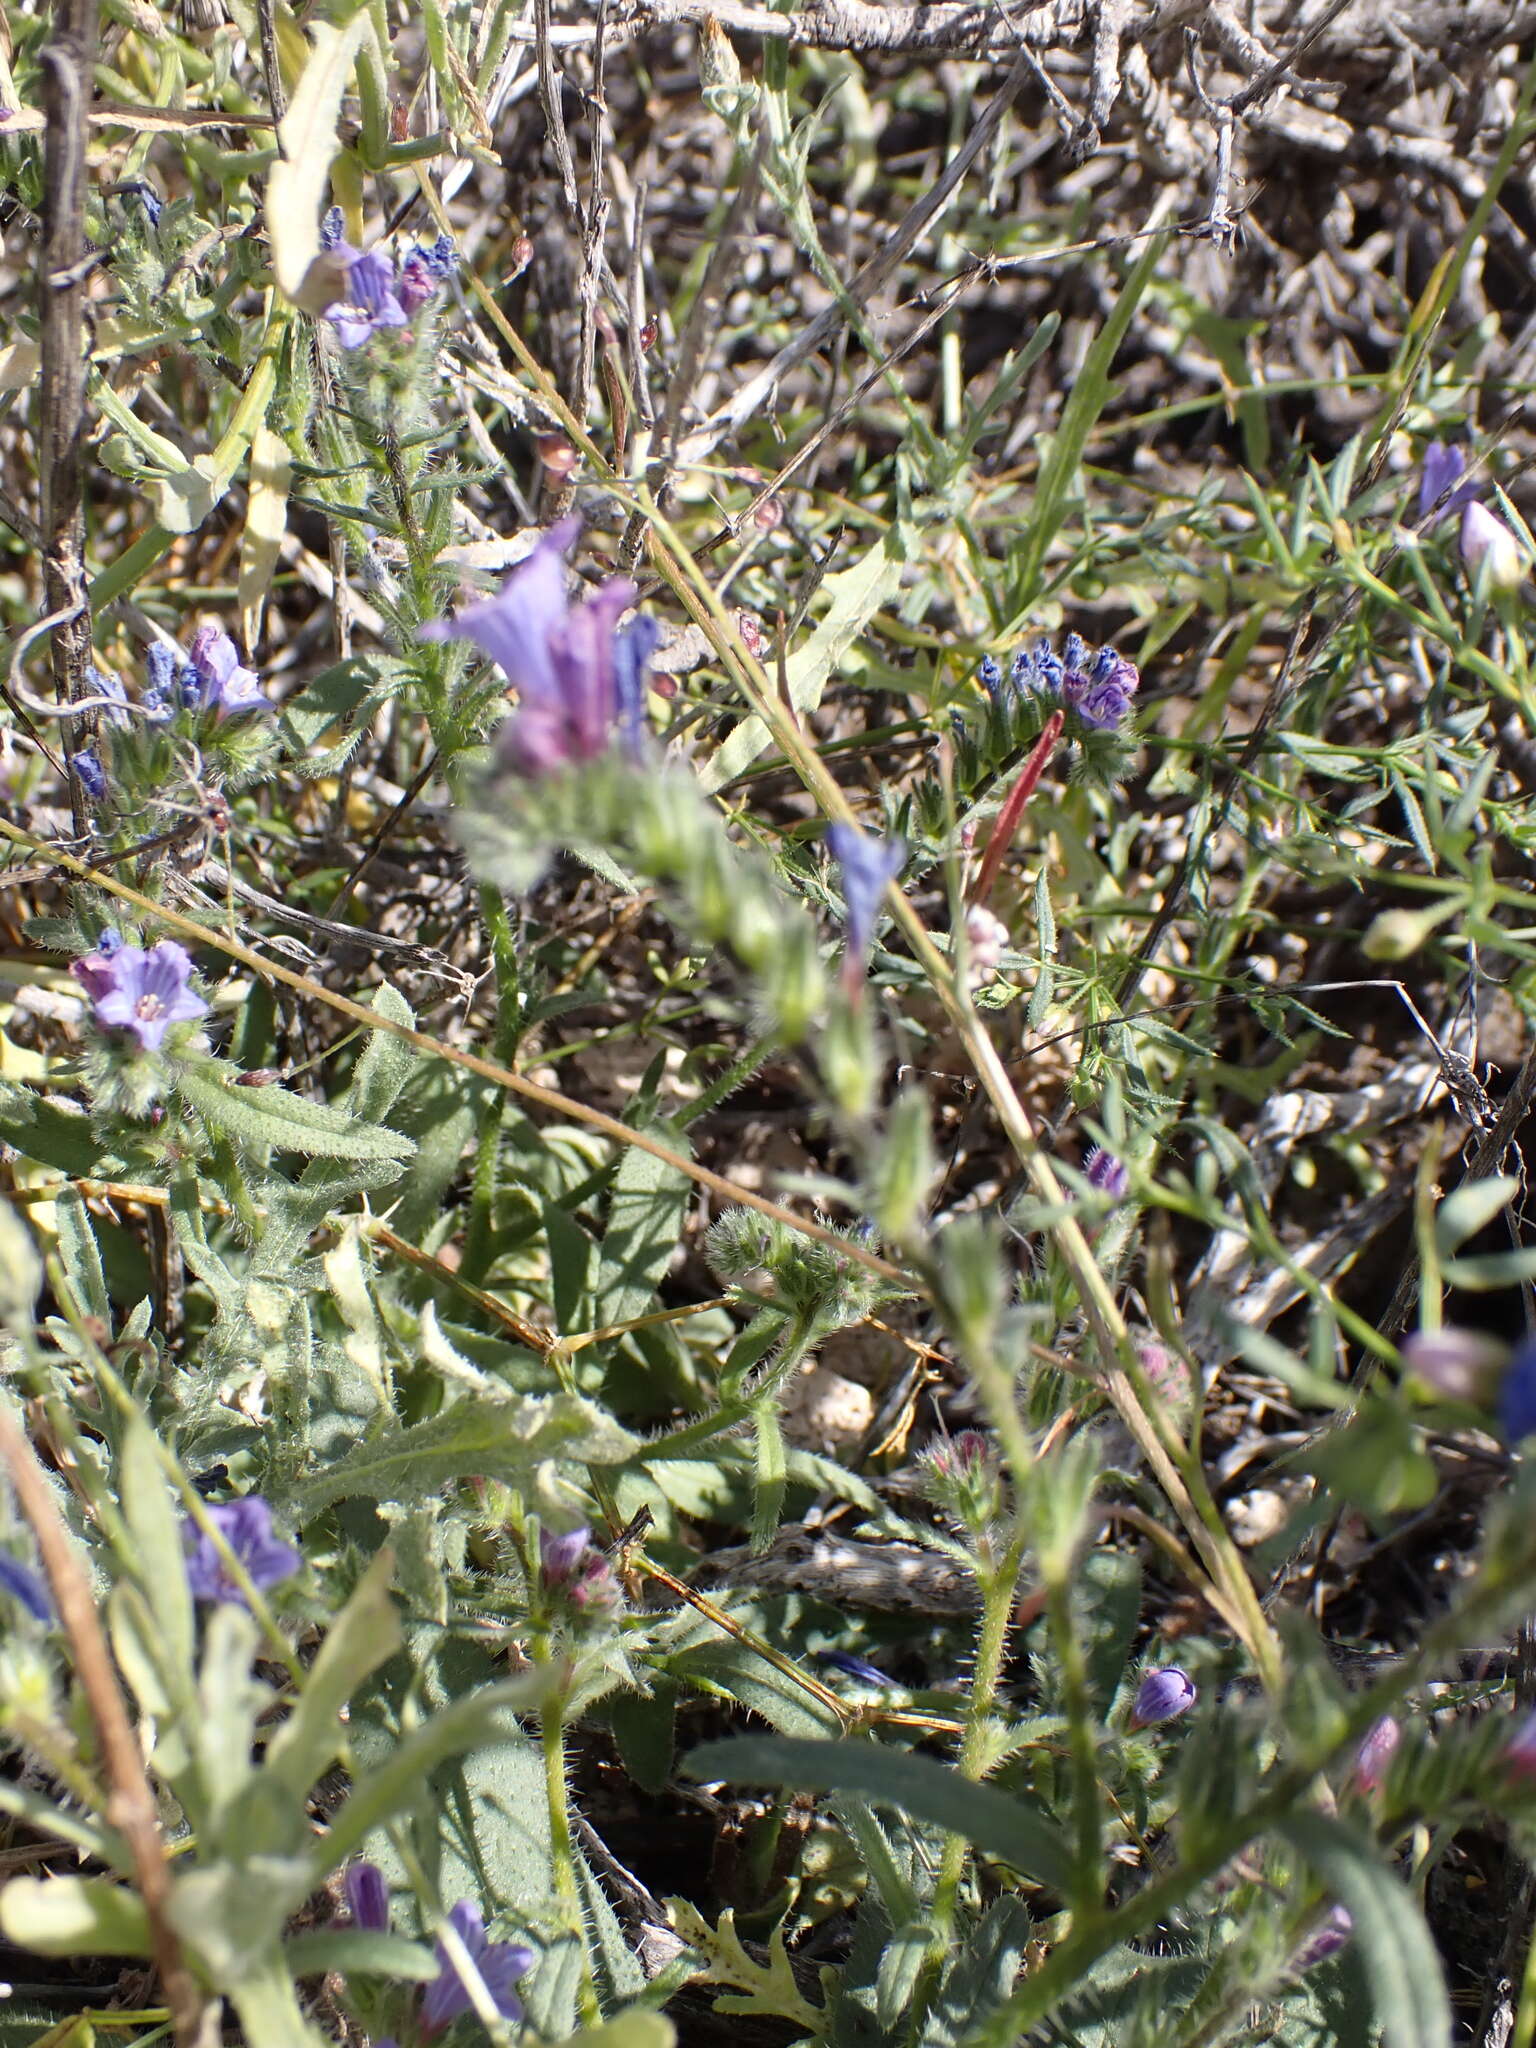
736,610,763,656
640,318,658,351
754,496,784,531
390,100,410,142
235,1068,282,1087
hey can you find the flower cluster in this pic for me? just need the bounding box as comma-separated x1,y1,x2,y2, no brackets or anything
421,519,658,775
1418,440,1523,593
319,208,456,350
344,1861,534,2042
183,1496,301,1607
144,627,267,721
980,632,1140,733
73,933,208,1055
537,1524,622,1619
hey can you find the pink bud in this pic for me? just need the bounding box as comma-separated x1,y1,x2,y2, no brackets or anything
1353,1715,1400,1793
1460,500,1523,591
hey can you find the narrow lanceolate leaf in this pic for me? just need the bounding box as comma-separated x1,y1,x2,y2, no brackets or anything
292,1394,638,1515
239,421,293,652
178,1062,415,1163
1276,1812,1452,2048
266,8,371,303
684,1736,1073,1893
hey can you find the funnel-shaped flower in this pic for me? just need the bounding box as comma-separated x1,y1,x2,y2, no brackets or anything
325,244,410,350
420,1903,534,2036
184,1497,301,1606
421,520,652,775
75,938,208,1053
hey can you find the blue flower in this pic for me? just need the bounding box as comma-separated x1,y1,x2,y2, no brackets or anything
0,1554,51,1624
73,750,107,803
420,1902,534,2037
420,520,646,777
1078,679,1133,730
611,612,662,759
1012,639,1063,693
817,1650,890,1686
183,1497,301,1606
324,244,410,350
319,206,346,250
1499,1335,1536,1441
182,627,266,717
1417,441,1478,522
826,822,905,971
977,655,1004,703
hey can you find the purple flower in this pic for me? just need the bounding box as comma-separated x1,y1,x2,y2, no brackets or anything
420,1902,533,2037
539,1524,592,1587
0,1554,51,1624
75,939,208,1053
1129,1666,1196,1728
1078,680,1133,731
1083,1145,1130,1202
1417,441,1478,523
183,627,265,717
334,1866,533,2038
319,206,346,250
73,749,107,803
538,1525,621,1615
345,1861,391,1933
183,1497,301,1606
398,252,438,317
88,665,133,728
1293,1904,1353,1970
1353,1714,1400,1793
1500,1335,1536,1441
420,520,645,777
324,244,410,350
1401,1326,1507,1404
1418,442,1523,590
826,822,904,971
611,611,662,759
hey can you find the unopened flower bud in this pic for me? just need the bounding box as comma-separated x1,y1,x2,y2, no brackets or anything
1293,1904,1352,1971
1083,1145,1130,1203
1129,1666,1196,1728
1401,1326,1507,1404
1460,500,1523,592
1353,1714,1400,1793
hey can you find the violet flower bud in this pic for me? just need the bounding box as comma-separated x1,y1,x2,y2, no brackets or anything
1083,1145,1130,1203
1128,1665,1196,1728
344,1861,391,1933
1401,1326,1508,1405
1293,1904,1352,1970
1353,1714,1400,1793
1500,1335,1536,1442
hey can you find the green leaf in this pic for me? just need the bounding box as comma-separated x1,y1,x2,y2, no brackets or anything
698,529,907,791
282,1927,437,1982
292,1393,638,1515
0,1198,43,1333
594,1128,692,1328
1276,1812,1451,2048
53,1187,109,1324
664,1900,822,2030
1435,1174,1519,1256
264,1548,401,1800
0,1082,106,1179
684,1736,1073,1892
1013,228,1168,606
1442,1247,1536,1289
117,1415,196,1714
266,9,371,301
544,2020,676,2048
0,1875,151,1958
178,1061,416,1163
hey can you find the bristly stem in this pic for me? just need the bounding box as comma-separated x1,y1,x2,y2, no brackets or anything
37,0,100,838
970,709,1065,910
